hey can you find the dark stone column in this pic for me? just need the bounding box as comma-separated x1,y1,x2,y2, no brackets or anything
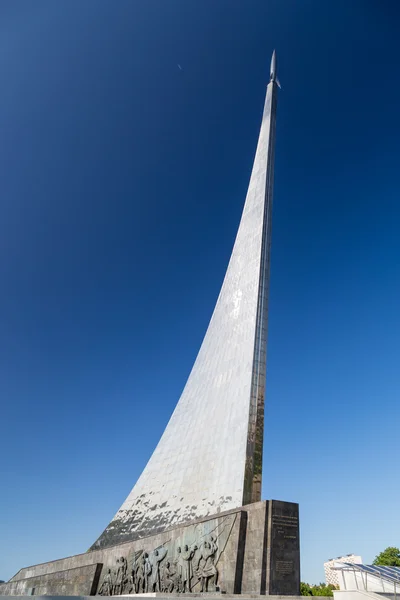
266,500,300,595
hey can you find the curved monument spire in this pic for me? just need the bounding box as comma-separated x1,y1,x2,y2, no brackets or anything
91,51,279,550
270,49,277,81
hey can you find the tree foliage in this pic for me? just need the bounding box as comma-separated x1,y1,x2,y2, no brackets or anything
301,582,337,596
301,582,313,595
373,547,400,567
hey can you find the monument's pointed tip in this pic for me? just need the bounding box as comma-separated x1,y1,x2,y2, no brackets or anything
270,49,277,81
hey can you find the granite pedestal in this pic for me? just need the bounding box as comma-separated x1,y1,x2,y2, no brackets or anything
0,501,299,597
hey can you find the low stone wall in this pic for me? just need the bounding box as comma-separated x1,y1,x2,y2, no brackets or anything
0,564,102,596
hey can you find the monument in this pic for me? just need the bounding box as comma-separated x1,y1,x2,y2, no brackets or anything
0,51,300,597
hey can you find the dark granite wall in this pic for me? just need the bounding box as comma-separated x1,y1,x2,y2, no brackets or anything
267,500,300,595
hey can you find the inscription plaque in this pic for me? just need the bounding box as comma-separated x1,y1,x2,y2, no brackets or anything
267,500,300,595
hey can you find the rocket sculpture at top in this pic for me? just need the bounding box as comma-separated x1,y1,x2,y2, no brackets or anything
270,49,280,87
92,51,280,550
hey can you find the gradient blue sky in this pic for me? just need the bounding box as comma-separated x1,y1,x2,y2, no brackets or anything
1,0,400,585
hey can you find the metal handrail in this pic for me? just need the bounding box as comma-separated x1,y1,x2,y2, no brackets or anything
333,563,400,598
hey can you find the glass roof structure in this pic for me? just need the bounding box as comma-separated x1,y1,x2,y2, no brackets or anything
338,562,400,585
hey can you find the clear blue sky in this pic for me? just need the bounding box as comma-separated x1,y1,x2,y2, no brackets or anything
1,0,400,585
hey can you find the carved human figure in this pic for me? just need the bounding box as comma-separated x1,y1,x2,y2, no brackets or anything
122,570,135,595
143,552,152,593
196,539,218,592
129,553,139,594
161,561,176,593
113,556,127,595
112,559,120,595
134,553,145,594
98,569,113,596
177,544,197,593
175,547,183,593
149,546,168,592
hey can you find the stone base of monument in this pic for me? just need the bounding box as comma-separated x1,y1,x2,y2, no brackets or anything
0,500,299,597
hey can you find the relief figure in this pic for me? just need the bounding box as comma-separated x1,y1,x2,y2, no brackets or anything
196,537,218,592
134,553,146,594
122,568,135,595
98,568,113,596
113,556,127,595
161,561,176,593
143,552,152,593
149,546,168,592
176,544,197,593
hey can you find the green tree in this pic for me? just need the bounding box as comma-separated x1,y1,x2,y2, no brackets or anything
373,547,400,567
301,582,337,596
301,582,312,596
313,583,337,596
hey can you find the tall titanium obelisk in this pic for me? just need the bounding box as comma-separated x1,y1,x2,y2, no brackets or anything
0,52,300,598
92,51,280,551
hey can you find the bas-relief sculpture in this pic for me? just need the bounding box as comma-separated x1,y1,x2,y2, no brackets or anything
97,517,231,595
0,500,300,596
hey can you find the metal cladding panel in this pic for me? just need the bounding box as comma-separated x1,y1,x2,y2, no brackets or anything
91,77,278,550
